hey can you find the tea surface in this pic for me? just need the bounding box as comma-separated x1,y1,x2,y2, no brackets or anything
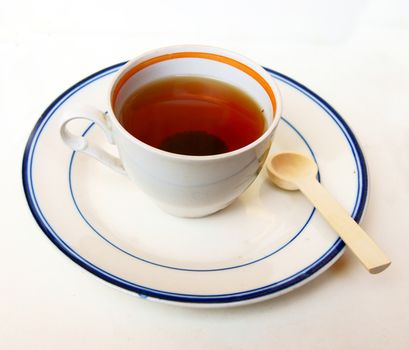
119,76,265,156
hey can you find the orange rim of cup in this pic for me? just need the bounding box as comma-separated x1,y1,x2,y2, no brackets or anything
111,52,277,114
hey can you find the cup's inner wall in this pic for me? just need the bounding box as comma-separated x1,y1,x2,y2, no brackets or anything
112,58,274,130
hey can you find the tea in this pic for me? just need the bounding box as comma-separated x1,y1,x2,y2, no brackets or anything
119,76,266,156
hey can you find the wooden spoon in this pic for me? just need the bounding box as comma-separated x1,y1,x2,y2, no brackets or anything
267,152,391,274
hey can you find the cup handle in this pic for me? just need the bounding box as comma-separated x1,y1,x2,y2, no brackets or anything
60,106,126,175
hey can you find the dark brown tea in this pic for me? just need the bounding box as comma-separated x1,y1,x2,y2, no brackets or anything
118,76,265,156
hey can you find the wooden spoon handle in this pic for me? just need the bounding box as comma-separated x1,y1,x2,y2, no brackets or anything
297,177,391,274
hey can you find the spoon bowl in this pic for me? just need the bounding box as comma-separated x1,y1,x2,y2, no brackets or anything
267,152,318,190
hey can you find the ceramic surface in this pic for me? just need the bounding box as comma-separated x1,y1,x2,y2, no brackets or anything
22,63,368,307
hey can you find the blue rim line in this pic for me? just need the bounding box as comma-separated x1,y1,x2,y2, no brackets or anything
68,117,321,272
22,62,368,304
264,67,364,214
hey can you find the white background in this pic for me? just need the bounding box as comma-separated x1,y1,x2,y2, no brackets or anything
1,0,409,349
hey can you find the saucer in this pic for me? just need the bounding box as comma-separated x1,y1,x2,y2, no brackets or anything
22,63,368,307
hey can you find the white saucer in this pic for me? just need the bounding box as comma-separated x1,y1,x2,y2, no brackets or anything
22,63,368,307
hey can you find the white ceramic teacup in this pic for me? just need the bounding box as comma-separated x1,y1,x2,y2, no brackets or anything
60,45,282,217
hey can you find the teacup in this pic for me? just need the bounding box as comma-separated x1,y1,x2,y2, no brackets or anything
60,45,282,217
